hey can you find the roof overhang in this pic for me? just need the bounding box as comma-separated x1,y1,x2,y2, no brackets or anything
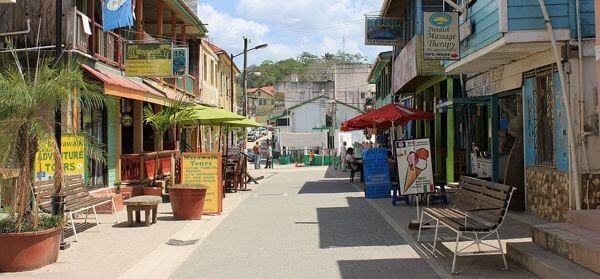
380,0,407,17
143,0,207,39
368,51,392,83
446,29,571,75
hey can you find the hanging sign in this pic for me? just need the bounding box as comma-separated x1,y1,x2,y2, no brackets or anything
365,16,404,46
172,47,189,76
423,12,459,60
395,138,434,195
35,134,87,181
102,0,134,32
362,148,391,199
125,43,173,77
180,153,223,215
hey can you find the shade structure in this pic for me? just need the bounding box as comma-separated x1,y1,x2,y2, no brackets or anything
342,104,433,131
183,105,246,125
222,118,263,128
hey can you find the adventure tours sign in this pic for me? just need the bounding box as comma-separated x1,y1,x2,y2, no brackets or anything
180,153,223,215
423,12,459,60
35,134,86,181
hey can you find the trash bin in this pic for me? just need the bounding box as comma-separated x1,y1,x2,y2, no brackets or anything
279,156,289,165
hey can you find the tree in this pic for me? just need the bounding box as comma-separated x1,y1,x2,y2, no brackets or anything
0,50,107,232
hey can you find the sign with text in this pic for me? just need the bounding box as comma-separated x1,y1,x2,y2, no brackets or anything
125,43,173,77
362,148,391,199
172,47,189,76
180,153,222,215
395,139,434,195
365,16,404,46
423,12,459,60
35,134,86,181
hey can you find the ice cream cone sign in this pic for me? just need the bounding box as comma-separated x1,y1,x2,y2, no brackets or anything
403,148,430,193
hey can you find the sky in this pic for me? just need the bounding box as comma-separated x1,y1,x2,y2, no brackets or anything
194,0,391,67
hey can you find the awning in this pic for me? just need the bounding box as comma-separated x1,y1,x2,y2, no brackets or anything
82,64,170,105
341,103,433,131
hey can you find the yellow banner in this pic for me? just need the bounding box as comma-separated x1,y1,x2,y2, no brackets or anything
35,134,86,181
180,153,222,215
125,43,173,77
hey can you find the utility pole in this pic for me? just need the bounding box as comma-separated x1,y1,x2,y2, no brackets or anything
230,53,235,145
243,37,248,117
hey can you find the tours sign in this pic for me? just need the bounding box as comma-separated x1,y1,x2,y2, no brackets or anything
394,139,434,195
180,153,223,215
125,43,173,77
35,134,86,181
423,12,459,60
365,16,404,46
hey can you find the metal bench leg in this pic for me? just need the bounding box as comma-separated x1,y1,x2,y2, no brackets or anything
474,232,481,252
496,231,508,271
417,210,425,242
69,212,78,242
432,219,440,256
111,198,119,223
92,206,100,232
452,231,462,274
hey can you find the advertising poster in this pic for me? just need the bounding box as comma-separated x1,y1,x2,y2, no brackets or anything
180,153,222,215
172,47,189,76
35,134,86,181
362,148,391,199
423,12,459,60
364,16,404,46
125,43,173,77
395,139,434,195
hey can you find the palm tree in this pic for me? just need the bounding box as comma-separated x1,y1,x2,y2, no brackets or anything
0,51,107,232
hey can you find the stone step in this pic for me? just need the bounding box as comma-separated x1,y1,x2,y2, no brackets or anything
533,223,600,274
507,242,600,279
566,210,600,233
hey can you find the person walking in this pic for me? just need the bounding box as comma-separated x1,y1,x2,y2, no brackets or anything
253,142,261,169
265,140,273,169
340,141,347,172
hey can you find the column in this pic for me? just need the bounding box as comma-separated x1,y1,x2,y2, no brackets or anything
490,96,499,182
135,0,143,40
446,78,455,183
434,83,442,181
107,98,121,186
133,100,143,153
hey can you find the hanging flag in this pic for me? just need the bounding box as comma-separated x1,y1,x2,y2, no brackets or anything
103,0,134,32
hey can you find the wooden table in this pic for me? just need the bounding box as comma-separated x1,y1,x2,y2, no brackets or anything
123,195,162,226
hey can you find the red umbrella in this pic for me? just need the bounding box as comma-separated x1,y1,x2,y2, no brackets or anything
342,104,433,130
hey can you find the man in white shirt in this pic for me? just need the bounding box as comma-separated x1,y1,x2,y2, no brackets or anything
340,142,347,172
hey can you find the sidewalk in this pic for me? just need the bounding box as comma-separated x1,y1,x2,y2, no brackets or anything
0,182,261,279
327,166,542,277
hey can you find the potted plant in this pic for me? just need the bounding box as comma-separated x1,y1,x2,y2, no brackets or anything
169,186,208,220
0,47,107,271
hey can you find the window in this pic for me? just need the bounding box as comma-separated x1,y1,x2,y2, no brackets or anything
203,54,208,82
276,118,289,127
534,71,555,167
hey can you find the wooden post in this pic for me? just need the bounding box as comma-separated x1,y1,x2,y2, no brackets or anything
171,11,176,42
135,0,143,40
133,100,143,154
446,78,455,183
156,0,163,36
490,96,499,182
180,25,186,42
87,0,95,55
434,83,442,181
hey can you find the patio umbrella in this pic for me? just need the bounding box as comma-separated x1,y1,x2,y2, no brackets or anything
222,118,263,128
342,104,433,130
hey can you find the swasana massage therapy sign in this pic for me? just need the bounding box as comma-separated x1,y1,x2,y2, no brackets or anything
423,12,459,60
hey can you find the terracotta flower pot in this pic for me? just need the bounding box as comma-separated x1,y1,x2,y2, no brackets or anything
0,226,61,272
169,186,207,220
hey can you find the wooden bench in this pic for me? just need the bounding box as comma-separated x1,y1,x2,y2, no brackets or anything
34,174,119,242
417,176,514,274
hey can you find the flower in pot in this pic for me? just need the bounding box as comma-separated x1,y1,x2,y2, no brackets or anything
0,46,108,272
169,185,208,220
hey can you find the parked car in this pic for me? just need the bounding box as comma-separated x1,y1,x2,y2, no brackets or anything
247,134,255,142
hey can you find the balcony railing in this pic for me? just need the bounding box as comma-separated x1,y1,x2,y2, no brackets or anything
94,23,123,67
120,151,177,184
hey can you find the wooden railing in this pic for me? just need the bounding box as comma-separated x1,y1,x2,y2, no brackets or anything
94,23,123,67
73,10,89,52
120,151,177,184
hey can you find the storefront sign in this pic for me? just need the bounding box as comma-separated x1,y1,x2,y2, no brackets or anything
35,134,86,181
394,138,434,195
172,47,189,76
365,16,404,46
423,12,459,60
362,148,391,199
392,37,417,93
180,153,222,214
125,43,173,77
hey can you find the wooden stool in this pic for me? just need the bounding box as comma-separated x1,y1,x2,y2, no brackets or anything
123,195,162,226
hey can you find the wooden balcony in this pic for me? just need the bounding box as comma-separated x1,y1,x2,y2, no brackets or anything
120,151,176,184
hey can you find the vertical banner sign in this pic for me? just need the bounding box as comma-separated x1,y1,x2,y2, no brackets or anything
102,0,134,32
125,43,173,77
362,148,391,199
35,134,87,181
365,17,404,46
395,139,434,195
180,153,223,214
172,47,189,76
423,12,459,60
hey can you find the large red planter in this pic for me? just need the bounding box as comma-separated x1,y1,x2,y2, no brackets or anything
0,226,61,272
143,186,163,197
169,187,207,220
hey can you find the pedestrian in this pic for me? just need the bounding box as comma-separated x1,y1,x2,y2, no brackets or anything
340,141,347,172
253,142,261,169
265,140,273,169
309,150,315,166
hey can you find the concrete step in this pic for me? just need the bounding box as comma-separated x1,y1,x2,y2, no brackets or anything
507,242,600,279
566,210,600,233
533,223,600,274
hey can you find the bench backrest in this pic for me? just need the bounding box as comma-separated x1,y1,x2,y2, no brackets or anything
455,176,514,229
33,179,57,214
33,174,89,213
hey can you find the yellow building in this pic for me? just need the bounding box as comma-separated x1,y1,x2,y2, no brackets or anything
247,86,276,123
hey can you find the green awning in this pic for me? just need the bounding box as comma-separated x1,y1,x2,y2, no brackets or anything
223,118,263,128
182,105,245,125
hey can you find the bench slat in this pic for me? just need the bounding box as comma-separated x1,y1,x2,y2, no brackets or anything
460,181,509,199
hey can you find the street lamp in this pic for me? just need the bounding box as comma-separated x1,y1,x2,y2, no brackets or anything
230,39,268,117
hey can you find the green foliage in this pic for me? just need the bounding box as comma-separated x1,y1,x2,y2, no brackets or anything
143,98,196,137
0,214,64,233
243,51,367,89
